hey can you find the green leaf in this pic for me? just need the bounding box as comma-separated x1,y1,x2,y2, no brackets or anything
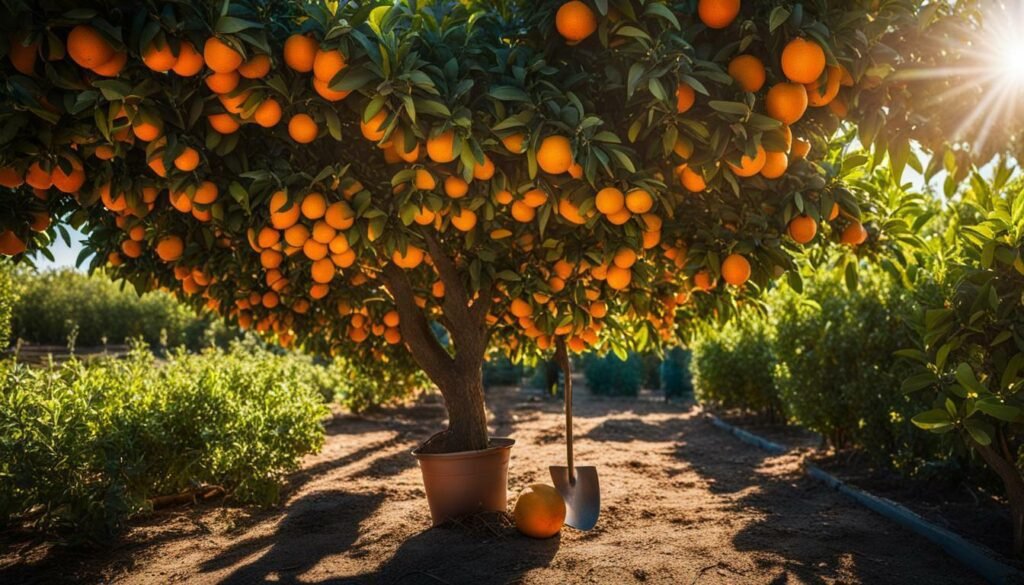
975,398,1023,422
911,409,953,431
901,371,938,393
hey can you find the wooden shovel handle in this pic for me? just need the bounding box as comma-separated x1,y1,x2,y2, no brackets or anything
555,337,574,482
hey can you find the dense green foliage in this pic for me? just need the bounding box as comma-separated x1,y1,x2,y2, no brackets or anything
0,342,328,540
691,318,779,419
582,351,643,396
0,261,15,346
660,347,692,399
10,269,234,349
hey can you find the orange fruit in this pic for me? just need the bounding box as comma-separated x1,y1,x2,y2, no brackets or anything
807,65,842,107
172,42,204,76
606,207,632,225
829,96,848,118
360,109,388,142
392,128,420,162
727,145,767,177
765,82,808,125
788,215,817,244
204,37,243,73
414,206,435,225
721,253,751,286
193,181,218,204
841,222,868,246
426,129,457,163
155,235,184,261
513,484,565,539
120,239,143,258
523,189,548,207
595,187,625,215
393,245,425,269
0,231,26,256
555,1,597,44
502,133,526,154
25,161,52,189
284,223,310,247
253,99,282,128
414,169,437,190
28,212,49,232
311,221,336,244
51,156,85,193
537,135,573,174
303,238,328,261
0,166,23,188
284,34,317,72
511,200,536,222
698,0,740,29
558,198,586,225
301,192,327,219
791,137,811,160
220,90,251,115
625,189,653,213
205,71,239,94
606,265,632,290
143,40,178,72
675,83,695,113
238,53,271,78
451,208,477,231
760,151,788,179
208,113,240,134
510,298,533,318
132,119,162,142
174,147,200,172
495,190,514,205
311,258,335,284
473,155,495,180
288,114,318,143
169,189,192,212
613,247,637,268
67,25,114,69
728,55,765,92
444,176,469,198
324,201,355,229
693,269,716,292
313,77,350,102
270,191,301,229
313,48,346,81
9,34,38,75
828,202,840,221
256,227,280,249
781,38,826,84
92,50,126,76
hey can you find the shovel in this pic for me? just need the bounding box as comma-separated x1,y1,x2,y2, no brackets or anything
549,337,600,530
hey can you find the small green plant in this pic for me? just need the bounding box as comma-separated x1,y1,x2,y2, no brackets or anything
0,260,16,347
691,316,780,420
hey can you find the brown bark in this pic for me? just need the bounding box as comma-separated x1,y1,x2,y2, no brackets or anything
380,241,492,454
974,441,1024,556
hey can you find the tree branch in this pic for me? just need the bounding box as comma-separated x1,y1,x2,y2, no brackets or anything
380,262,455,388
422,231,489,362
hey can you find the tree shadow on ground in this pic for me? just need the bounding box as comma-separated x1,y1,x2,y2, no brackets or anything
674,415,977,583
339,524,560,585
200,490,385,584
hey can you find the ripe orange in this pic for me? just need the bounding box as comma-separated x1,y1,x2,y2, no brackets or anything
414,169,437,190
120,239,143,258
311,258,335,284
143,41,177,72
92,51,126,76
693,269,716,292
625,189,653,213
172,42,204,76
156,235,184,261
537,135,573,174
595,187,625,215
0,231,27,256
698,0,740,29
828,202,840,221
284,223,310,247
193,181,218,204
760,151,788,179
284,34,317,72
301,192,327,219
392,128,420,162
270,191,301,229
675,82,695,113
256,227,280,249
25,161,52,189
765,82,808,125
67,25,114,69
495,189,514,205
721,253,751,286
792,137,811,160
392,245,425,269
451,208,477,231
555,1,597,44
522,189,548,208
132,119,162,142
509,200,534,222
174,147,200,172
414,206,435,225
238,54,271,78
204,37,243,73
788,215,817,244
324,201,355,229
313,48,346,81
606,265,632,290
807,65,842,107
426,129,457,164
613,247,637,268
205,71,239,94
513,484,565,539
502,133,526,154
288,114,318,143
9,34,38,75
558,198,586,224
728,55,765,92
727,145,767,177
680,166,706,192
313,77,350,102
781,38,826,84
303,238,328,261
169,189,192,213
360,109,388,142
51,156,85,193
0,166,23,188
841,222,868,246
510,298,533,318
253,98,282,128
444,175,469,198
606,207,632,225
473,155,495,180
208,113,240,134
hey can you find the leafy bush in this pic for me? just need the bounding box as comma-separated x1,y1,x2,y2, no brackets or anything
691,317,781,420
333,352,430,413
10,269,234,349
661,347,693,399
0,261,15,347
483,355,524,388
582,352,643,396
0,342,328,539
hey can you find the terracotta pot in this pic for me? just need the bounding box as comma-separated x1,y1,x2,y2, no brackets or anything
413,437,515,525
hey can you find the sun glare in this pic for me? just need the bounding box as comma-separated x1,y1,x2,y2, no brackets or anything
994,36,1024,88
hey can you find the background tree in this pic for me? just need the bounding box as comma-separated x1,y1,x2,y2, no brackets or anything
0,0,1000,453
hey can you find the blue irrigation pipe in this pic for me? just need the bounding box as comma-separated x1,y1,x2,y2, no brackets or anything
705,413,1023,585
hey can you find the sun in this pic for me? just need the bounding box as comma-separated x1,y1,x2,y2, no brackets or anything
993,35,1024,89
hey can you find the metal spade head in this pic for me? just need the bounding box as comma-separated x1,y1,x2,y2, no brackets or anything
550,465,600,530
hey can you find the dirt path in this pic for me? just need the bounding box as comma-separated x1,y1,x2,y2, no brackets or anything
2,384,981,584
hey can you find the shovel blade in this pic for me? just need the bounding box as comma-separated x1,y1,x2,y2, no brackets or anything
550,465,600,530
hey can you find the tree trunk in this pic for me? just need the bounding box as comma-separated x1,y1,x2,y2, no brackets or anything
974,442,1024,556
419,358,490,454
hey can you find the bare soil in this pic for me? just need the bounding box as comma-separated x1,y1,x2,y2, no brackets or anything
1,384,982,584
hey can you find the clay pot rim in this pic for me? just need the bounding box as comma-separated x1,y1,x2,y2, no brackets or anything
412,437,515,460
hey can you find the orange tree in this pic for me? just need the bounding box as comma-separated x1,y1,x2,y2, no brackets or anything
0,0,969,453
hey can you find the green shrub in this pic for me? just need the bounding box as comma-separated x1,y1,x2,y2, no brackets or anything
661,347,693,399
0,342,327,540
483,355,524,388
582,352,643,396
0,261,15,347
10,269,233,350
691,316,781,419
